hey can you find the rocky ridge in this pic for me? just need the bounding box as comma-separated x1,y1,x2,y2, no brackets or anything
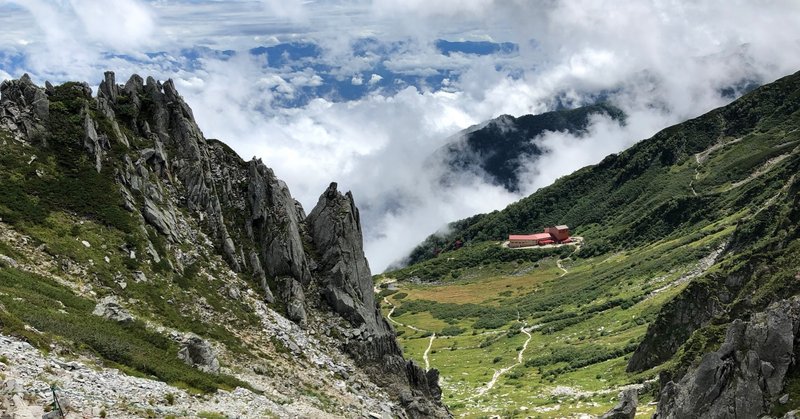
657,297,800,419
0,72,447,417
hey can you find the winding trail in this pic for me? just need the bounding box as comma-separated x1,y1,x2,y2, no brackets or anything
556,259,568,276
385,297,426,332
384,297,436,370
422,333,436,371
690,137,744,196
725,153,792,191
475,323,533,396
690,160,700,196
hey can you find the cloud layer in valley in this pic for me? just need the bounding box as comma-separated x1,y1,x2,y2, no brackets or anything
1,1,800,271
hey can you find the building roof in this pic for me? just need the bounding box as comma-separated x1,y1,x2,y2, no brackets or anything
555,225,569,230
509,233,552,241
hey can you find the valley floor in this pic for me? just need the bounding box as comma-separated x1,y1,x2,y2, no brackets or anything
378,217,738,418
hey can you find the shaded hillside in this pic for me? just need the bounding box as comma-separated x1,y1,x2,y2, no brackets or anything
430,103,624,192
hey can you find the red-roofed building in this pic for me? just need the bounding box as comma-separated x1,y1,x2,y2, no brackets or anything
545,225,571,242
508,225,571,247
508,232,553,248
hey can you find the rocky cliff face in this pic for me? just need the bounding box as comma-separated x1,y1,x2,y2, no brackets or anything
656,297,800,418
0,72,447,417
307,182,446,417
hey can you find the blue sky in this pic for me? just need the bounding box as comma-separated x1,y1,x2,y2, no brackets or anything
2,0,800,270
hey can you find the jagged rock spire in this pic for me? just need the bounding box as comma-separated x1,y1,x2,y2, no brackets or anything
0,73,49,143
307,182,389,335
307,182,448,418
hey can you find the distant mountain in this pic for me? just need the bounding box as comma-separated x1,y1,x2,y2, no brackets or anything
434,40,518,56
429,103,625,192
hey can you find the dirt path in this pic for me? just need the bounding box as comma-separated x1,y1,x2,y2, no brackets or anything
385,297,426,333
692,137,796,196
384,297,437,370
647,242,727,298
690,137,743,196
754,174,797,217
556,259,568,276
725,153,792,191
475,324,533,396
422,333,436,371
690,165,700,196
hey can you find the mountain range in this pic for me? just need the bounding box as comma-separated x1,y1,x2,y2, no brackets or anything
0,66,799,418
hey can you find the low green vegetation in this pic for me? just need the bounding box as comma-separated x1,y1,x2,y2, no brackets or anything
0,81,261,392
388,241,572,282
0,84,133,232
0,266,248,393
383,171,746,417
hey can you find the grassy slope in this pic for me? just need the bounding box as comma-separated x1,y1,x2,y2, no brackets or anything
0,265,248,393
383,70,800,417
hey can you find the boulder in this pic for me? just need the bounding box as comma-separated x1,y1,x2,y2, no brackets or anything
131,271,147,283
82,112,108,173
282,278,307,325
600,388,637,419
656,296,800,418
0,255,17,268
92,296,133,323
249,251,275,303
98,71,118,103
306,183,448,418
178,335,220,374
246,160,311,285
142,198,179,241
0,73,49,143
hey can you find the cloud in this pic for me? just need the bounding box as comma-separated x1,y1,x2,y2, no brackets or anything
258,0,308,22
371,0,497,17
516,111,669,195
0,0,158,82
69,0,156,50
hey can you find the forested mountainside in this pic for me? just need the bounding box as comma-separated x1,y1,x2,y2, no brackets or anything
0,72,448,418
409,71,800,266
429,103,623,192
390,70,800,417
